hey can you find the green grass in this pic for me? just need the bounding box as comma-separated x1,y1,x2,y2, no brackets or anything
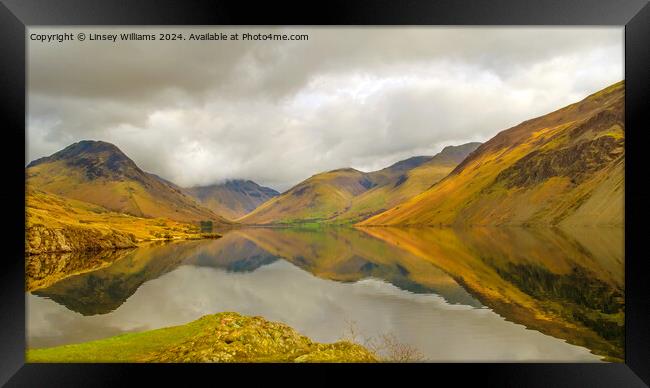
27,312,378,363
28,318,211,362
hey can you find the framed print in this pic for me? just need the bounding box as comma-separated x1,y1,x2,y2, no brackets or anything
1,0,648,386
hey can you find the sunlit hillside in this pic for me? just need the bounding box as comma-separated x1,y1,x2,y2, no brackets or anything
239,143,480,225
26,141,229,224
361,81,624,227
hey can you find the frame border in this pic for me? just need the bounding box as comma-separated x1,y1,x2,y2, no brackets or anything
1,0,648,386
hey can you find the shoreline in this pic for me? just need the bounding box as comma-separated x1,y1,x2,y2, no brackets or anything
26,232,222,292
27,312,378,363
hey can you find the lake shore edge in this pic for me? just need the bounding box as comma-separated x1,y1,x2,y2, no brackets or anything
27,311,378,363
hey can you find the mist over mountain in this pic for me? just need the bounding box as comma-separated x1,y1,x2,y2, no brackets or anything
185,180,279,220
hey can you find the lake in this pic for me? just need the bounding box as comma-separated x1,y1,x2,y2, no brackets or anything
26,226,624,362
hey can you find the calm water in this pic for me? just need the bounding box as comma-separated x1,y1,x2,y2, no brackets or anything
26,226,624,361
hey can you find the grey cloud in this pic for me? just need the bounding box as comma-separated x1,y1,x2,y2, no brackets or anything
27,27,623,191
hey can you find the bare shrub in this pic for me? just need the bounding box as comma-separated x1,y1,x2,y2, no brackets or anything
340,319,424,362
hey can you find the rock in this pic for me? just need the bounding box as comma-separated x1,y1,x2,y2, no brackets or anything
26,224,137,255
142,312,378,363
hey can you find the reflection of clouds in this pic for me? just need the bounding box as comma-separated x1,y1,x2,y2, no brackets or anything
27,296,148,348
27,261,600,361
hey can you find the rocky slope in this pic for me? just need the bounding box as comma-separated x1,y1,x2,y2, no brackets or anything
26,189,219,254
361,81,624,227
26,224,137,256
184,179,279,220
27,312,377,363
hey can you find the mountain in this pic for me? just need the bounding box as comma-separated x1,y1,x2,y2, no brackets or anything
361,81,624,227
26,140,229,224
334,142,481,223
238,142,481,225
184,180,279,220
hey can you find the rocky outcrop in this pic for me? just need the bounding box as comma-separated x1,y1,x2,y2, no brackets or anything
26,224,138,290
495,135,624,188
28,312,378,362
143,312,377,363
26,224,137,256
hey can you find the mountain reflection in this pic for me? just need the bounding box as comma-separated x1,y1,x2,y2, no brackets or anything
362,226,624,361
30,225,623,361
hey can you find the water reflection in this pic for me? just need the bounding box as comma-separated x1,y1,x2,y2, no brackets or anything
27,226,623,361
362,226,624,361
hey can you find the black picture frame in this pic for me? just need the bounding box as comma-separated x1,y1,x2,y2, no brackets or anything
1,0,648,386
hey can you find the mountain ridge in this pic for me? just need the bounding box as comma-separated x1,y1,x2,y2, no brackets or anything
239,142,481,225
360,81,624,227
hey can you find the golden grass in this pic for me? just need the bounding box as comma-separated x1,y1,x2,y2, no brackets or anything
26,189,217,244
360,81,624,227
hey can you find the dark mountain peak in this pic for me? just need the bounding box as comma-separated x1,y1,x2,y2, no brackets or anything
188,179,279,197
223,179,254,189
431,142,482,165
378,143,482,175
439,142,483,157
223,179,280,197
27,140,144,181
384,156,433,172
64,140,124,155
28,140,131,166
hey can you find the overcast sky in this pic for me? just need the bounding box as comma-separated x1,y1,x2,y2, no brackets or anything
27,27,623,192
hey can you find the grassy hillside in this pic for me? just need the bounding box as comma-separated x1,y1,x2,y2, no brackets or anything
26,189,220,290
239,143,480,225
27,140,229,224
184,180,279,220
361,81,624,227
335,143,481,223
238,168,372,224
27,189,216,246
27,312,376,363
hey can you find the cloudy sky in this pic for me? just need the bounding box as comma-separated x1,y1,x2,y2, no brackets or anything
28,27,623,192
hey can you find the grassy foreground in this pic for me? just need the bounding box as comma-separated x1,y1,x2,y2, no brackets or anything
27,312,377,363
